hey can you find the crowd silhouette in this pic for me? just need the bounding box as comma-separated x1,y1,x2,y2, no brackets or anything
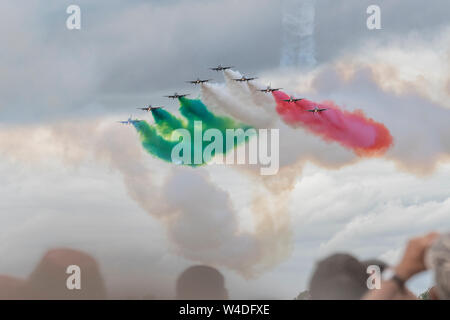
0,232,447,300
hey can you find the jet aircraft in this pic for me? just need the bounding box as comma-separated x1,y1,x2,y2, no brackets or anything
164,92,190,99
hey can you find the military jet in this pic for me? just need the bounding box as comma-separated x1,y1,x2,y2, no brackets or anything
282,96,304,103
307,106,328,114
259,84,282,93
210,64,233,71
164,92,190,99
117,116,142,125
137,105,164,112
233,75,258,82
186,78,212,85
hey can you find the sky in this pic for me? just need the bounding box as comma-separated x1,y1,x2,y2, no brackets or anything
0,0,449,299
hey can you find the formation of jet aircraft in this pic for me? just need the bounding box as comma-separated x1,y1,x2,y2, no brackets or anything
119,64,329,125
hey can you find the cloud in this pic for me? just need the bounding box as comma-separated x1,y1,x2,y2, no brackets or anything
287,160,450,295
255,27,450,174
0,119,292,278
314,0,450,63
0,0,281,122
3,0,448,123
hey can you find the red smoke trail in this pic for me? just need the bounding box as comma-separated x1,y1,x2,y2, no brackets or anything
273,91,393,156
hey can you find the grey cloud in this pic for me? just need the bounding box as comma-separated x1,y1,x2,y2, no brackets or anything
0,0,281,122
314,0,450,63
2,0,449,123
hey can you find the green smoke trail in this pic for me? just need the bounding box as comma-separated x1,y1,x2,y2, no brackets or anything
150,108,185,138
179,96,253,132
133,120,180,164
133,97,255,166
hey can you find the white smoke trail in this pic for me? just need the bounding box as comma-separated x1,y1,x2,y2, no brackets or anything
200,70,275,128
163,168,292,277
200,82,270,127
247,82,278,117
280,0,317,69
223,70,277,117
0,121,293,277
88,125,293,276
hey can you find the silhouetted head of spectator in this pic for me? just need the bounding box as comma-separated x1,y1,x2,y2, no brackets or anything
176,265,228,300
426,233,450,300
0,248,107,299
0,276,26,300
309,253,387,300
25,248,107,299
